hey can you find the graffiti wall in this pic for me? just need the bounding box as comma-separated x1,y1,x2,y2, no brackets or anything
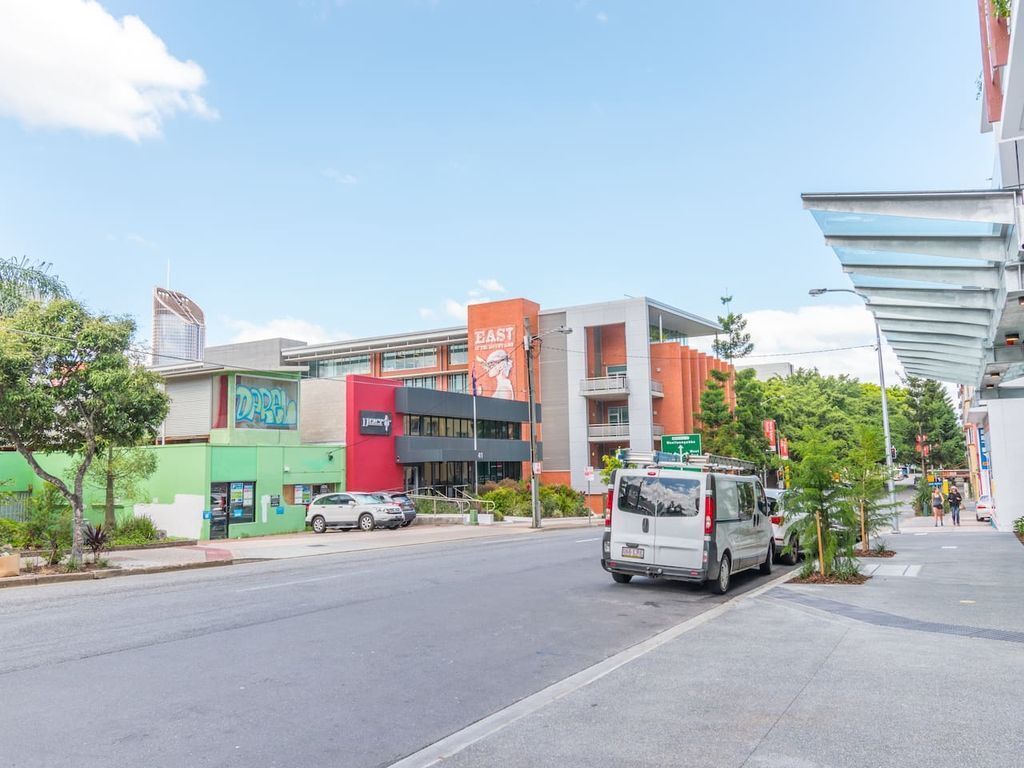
234,376,298,430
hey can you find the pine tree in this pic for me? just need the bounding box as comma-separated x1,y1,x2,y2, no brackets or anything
711,295,754,362
733,368,771,465
695,369,738,455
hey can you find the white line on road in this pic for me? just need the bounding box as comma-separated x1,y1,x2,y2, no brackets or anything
386,568,798,768
905,565,922,577
942,546,958,549
237,569,375,592
574,538,600,543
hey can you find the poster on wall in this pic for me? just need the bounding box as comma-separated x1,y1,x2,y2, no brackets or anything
243,484,254,507
230,482,244,505
472,325,517,400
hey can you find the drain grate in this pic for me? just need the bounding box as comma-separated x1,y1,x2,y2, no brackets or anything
768,588,1024,645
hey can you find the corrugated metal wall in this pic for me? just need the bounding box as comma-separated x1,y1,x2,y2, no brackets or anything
164,377,213,438
538,311,569,470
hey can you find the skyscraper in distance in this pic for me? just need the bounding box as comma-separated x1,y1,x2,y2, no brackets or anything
152,286,205,366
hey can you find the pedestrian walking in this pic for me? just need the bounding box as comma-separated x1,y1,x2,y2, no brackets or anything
948,484,963,526
931,487,945,526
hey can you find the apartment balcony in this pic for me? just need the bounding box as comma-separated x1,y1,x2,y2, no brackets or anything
650,379,664,398
580,374,629,400
587,422,630,442
652,423,665,437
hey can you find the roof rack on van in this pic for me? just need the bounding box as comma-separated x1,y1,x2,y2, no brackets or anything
616,449,757,474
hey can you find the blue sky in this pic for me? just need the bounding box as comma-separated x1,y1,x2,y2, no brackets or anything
0,0,995,371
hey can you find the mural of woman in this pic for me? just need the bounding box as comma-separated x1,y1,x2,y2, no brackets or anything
478,349,515,399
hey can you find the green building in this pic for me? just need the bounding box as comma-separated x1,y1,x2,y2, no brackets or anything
0,365,344,540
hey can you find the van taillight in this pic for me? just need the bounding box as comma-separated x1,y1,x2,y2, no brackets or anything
771,516,782,526
605,488,614,528
704,496,714,534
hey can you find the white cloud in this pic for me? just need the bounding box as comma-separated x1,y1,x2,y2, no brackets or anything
595,11,608,23
224,317,348,345
444,299,468,321
125,232,157,248
321,168,358,184
418,307,435,319
695,304,903,384
0,0,216,141
477,278,505,293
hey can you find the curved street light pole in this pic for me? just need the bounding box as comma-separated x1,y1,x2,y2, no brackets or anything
809,288,900,534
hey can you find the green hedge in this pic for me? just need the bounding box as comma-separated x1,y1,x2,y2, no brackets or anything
480,483,585,518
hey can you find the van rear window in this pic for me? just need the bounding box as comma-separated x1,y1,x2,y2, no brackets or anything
618,475,701,517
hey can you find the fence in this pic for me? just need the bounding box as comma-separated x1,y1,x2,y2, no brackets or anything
0,492,31,523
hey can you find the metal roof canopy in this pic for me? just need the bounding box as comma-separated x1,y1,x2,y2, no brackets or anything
802,190,1019,386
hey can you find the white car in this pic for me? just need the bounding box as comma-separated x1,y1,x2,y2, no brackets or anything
601,467,774,594
305,492,404,533
975,495,995,522
766,488,801,565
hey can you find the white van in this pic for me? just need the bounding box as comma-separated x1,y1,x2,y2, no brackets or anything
601,465,774,594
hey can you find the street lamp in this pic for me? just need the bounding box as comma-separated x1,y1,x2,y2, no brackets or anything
809,288,899,533
524,320,573,529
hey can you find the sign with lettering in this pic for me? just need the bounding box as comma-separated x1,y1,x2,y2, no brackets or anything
662,433,702,456
360,410,393,436
472,324,517,400
762,420,777,451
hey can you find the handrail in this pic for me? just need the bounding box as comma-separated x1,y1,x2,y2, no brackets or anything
453,486,496,512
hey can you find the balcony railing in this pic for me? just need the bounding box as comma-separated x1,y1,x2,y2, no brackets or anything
652,423,665,437
650,379,664,397
587,422,630,440
580,374,629,396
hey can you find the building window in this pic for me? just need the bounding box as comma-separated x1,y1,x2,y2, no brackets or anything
382,348,437,372
607,406,629,425
309,355,372,378
448,343,468,366
403,376,438,389
447,373,469,393
211,481,256,524
649,325,688,344
402,415,520,440
606,365,627,376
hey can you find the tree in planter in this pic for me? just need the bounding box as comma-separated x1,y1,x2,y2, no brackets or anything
783,429,859,579
0,299,169,565
695,369,738,456
85,444,159,531
845,424,892,552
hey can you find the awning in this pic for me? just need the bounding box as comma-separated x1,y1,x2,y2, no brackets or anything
802,190,1018,386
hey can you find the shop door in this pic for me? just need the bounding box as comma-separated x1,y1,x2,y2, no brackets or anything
210,483,229,540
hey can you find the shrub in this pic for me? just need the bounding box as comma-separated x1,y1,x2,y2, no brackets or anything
113,514,159,546
25,484,72,565
83,523,111,562
1013,517,1024,536
0,519,29,549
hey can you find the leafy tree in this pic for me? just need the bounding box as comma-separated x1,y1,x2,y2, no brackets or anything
599,453,623,485
695,369,738,455
85,445,159,530
784,429,858,578
25,483,72,565
0,299,169,564
0,257,67,316
711,295,754,362
732,368,772,465
844,425,892,551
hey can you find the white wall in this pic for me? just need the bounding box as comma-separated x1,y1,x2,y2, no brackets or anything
981,398,1024,532
133,494,205,540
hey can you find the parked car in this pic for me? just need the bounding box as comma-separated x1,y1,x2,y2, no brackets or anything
601,467,774,594
975,494,995,522
371,492,417,527
766,488,801,565
306,492,404,533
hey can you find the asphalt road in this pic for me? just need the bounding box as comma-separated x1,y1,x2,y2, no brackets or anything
0,528,791,768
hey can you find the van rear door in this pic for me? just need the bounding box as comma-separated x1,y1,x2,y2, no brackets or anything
651,473,705,571
610,473,657,566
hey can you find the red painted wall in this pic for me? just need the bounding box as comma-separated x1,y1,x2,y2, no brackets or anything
345,375,404,493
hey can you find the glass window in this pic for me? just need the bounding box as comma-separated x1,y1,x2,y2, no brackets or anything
737,482,755,520
448,343,468,366
447,372,469,393
715,479,739,522
382,348,437,371
617,476,650,515
214,481,256,524
310,355,372,378
607,406,629,425
403,376,438,389
617,475,701,517
606,365,627,376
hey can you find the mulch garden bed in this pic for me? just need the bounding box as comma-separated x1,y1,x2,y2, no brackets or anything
789,573,871,585
18,562,121,577
853,548,896,558
1015,532,1024,547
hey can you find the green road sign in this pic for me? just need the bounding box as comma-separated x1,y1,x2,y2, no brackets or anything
662,433,702,456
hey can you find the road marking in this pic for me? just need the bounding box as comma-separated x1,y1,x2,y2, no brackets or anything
386,568,797,768
942,545,958,549
904,565,921,577
237,569,374,592
574,538,600,543
960,600,976,605
913,533,929,536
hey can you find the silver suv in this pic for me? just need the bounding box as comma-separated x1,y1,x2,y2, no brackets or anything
306,492,404,533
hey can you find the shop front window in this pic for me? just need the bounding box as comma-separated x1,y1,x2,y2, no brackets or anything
212,481,256,524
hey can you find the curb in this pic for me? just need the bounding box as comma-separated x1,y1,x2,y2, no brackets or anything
0,558,234,589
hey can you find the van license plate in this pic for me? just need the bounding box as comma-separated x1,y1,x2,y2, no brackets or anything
621,547,645,559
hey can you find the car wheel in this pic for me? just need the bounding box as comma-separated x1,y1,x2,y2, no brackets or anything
711,553,731,594
401,520,411,527
760,543,774,575
975,513,980,521
358,513,375,532
311,515,327,534
784,535,800,566
611,572,632,584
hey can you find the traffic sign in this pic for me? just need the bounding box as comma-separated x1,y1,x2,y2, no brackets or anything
583,466,595,482
661,433,702,456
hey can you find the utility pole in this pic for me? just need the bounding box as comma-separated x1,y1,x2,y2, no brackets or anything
875,320,899,534
525,317,541,529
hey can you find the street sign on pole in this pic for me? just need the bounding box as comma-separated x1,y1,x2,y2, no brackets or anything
583,466,595,482
661,433,702,456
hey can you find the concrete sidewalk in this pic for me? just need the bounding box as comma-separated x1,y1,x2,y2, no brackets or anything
103,516,597,567
414,519,1023,767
